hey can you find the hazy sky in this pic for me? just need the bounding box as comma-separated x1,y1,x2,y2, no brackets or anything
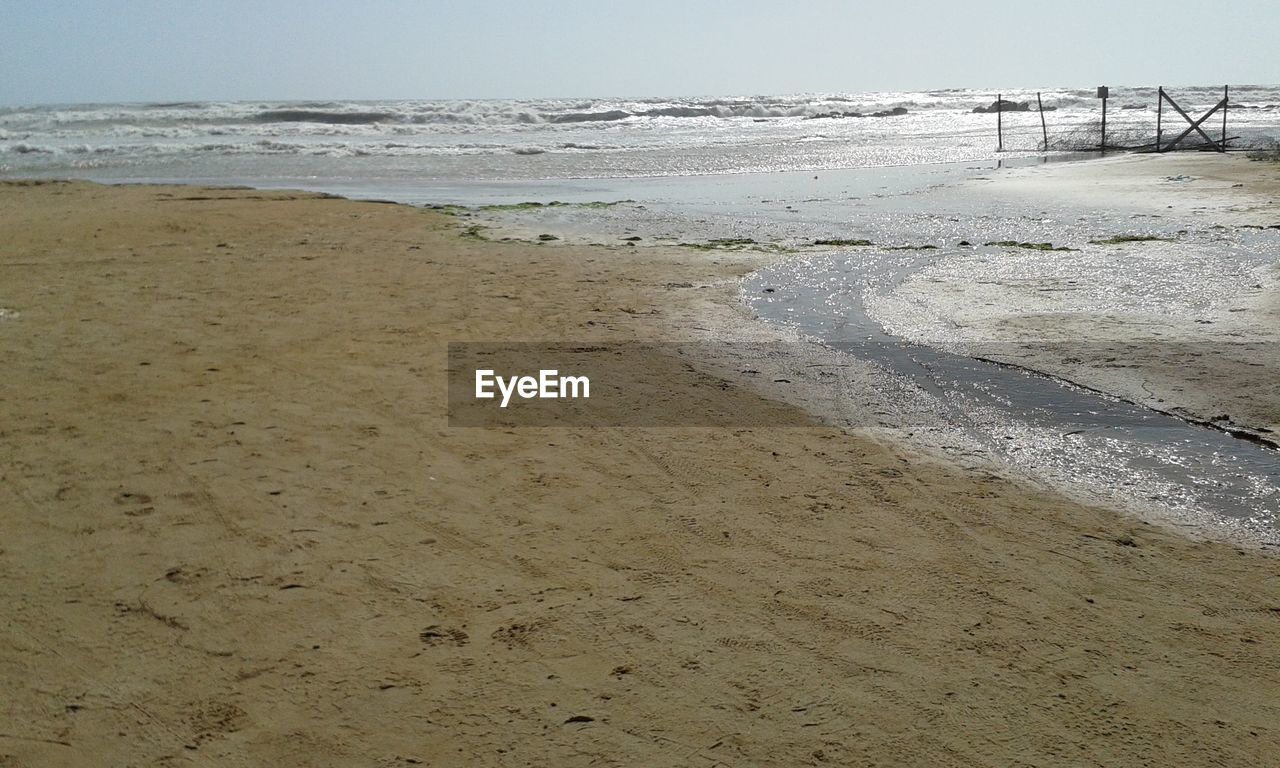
2,0,1276,105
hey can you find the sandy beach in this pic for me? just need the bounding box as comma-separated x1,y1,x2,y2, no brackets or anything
2,172,1279,766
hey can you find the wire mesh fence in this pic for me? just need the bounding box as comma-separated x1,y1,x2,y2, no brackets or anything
988,88,1270,153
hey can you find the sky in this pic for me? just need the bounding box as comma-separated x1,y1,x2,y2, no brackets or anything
1,0,1277,105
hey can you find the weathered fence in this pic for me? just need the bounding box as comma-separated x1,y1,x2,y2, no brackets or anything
989,86,1242,153
1156,86,1229,152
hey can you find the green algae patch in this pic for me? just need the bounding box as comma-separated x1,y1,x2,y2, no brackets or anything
676,238,793,254
678,238,757,250
478,200,635,212
427,204,468,215
812,238,874,247
1089,234,1174,245
984,240,1076,252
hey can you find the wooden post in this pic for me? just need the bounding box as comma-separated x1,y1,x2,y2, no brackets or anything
1037,92,1048,151
1156,87,1163,152
1100,93,1107,153
1222,85,1229,151
997,93,1003,151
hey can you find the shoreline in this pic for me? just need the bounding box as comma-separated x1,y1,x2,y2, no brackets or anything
688,151,1280,545
3,178,1280,765
966,351,1280,450
15,152,1277,534
868,152,1280,441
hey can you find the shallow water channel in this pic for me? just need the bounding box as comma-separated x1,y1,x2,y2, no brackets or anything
745,245,1280,546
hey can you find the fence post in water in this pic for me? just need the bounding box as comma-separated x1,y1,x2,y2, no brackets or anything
997,93,1003,151
1156,86,1163,152
1037,92,1048,151
1100,92,1107,152
1222,84,1229,151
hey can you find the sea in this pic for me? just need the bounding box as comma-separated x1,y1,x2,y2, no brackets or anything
2,86,1278,196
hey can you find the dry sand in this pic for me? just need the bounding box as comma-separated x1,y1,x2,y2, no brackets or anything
2,179,1279,767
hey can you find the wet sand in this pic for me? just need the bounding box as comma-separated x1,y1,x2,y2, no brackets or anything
2,179,1279,766
978,152,1280,225
877,153,1280,441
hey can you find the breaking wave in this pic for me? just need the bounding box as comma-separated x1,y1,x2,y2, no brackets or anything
550,109,632,124
254,109,398,124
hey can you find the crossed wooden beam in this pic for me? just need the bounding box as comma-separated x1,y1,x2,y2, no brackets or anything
1157,86,1229,152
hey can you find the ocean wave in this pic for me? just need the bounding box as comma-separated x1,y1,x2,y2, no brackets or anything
549,110,633,124
406,110,544,125
0,138,627,160
143,101,208,109
641,106,717,118
6,142,54,154
254,109,397,125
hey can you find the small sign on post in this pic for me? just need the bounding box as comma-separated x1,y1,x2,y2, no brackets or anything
1096,86,1109,99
